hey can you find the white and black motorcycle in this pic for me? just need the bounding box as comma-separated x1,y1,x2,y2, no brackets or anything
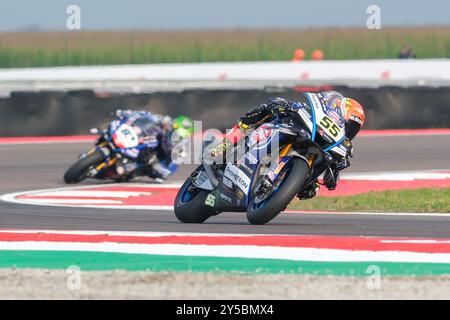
174,92,350,225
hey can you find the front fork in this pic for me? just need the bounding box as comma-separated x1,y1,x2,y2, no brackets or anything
262,142,324,196
81,142,117,177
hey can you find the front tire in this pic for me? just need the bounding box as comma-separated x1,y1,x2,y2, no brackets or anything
246,158,309,225
174,168,215,223
64,150,105,184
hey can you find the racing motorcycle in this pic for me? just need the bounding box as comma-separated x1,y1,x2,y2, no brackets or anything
64,116,163,184
174,92,350,225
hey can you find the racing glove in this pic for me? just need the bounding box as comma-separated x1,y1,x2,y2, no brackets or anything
238,97,295,128
239,104,273,128
267,97,296,116
344,139,354,158
323,154,352,191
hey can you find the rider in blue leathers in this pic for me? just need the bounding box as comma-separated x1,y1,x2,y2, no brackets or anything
111,110,180,181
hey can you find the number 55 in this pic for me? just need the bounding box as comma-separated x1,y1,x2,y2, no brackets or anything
320,116,341,137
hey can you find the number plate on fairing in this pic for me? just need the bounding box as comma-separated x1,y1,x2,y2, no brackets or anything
113,124,139,149
307,93,345,143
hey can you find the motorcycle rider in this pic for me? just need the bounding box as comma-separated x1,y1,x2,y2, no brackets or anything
113,110,194,181
209,91,365,199
152,114,194,180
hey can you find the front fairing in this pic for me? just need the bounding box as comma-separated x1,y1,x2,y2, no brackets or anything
107,119,159,159
298,93,348,157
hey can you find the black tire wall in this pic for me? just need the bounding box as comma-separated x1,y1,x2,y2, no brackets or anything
0,86,449,136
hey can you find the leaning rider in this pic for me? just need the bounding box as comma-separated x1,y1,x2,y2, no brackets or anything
209,91,365,199
113,110,194,181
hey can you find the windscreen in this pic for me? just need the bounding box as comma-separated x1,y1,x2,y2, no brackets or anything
320,91,346,127
132,116,157,136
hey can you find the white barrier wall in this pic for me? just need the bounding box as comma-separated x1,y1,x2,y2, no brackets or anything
0,59,449,82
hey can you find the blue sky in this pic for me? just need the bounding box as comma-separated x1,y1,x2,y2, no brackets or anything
1,0,449,31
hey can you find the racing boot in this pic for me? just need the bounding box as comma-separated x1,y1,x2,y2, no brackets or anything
297,181,320,200
116,157,137,176
148,161,172,182
209,137,233,160
208,124,246,164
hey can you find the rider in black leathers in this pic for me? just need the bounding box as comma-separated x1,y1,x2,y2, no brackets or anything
210,92,365,199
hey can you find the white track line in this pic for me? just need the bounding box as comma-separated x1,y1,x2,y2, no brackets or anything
343,171,450,181
1,171,449,216
0,183,178,211
0,229,299,238
0,190,173,211
0,229,264,237
21,190,152,198
2,241,450,264
285,210,450,217
19,199,123,205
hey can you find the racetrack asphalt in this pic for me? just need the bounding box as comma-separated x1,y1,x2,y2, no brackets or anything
1,134,450,238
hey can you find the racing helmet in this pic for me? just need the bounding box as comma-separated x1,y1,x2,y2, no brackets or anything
343,98,365,140
131,113,157,137
321,91,365,140
172,115,194,138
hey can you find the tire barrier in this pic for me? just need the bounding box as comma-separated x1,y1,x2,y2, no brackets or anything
0,86,449,136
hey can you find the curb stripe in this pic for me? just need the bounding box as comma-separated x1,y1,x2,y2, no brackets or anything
2,176,449,210
3,241,450,264
2,231,450,253
2,230,450,275
2,250,450,275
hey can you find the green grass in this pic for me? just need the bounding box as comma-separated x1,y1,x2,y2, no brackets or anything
288,188,450,213
0,27,449,68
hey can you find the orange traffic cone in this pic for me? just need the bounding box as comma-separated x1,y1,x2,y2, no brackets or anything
312,49,324,60
292,49,305,62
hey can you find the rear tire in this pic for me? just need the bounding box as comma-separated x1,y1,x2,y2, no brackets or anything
246,158,309,225
64,150,105,184
174,168,215,223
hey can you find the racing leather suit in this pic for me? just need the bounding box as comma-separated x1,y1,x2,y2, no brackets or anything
211,95,353,199
113,110,177,180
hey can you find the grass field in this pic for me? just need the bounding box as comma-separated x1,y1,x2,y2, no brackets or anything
0,27,449,68
288,188,450,213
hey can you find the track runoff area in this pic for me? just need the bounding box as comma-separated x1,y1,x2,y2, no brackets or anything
0,129,449,277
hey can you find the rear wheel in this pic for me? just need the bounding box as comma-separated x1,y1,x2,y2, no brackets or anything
246,158,309,225
64,150,105,184
174,166,216,223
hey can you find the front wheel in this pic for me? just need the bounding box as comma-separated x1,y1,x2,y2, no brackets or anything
174,167,216,223
246,158,309,225
64,150,105,184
